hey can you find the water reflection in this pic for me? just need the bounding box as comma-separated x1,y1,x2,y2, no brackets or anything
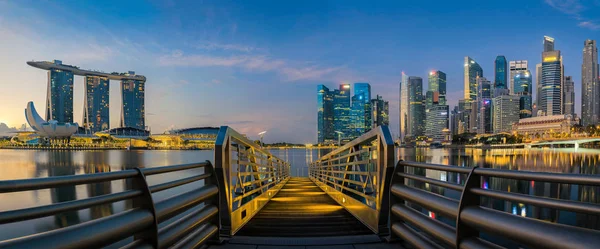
44,151,81,228
84,152,113,219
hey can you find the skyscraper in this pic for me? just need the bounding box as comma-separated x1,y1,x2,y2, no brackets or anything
83,75,110,133
121,78,146,130
514,71,533,118
493,95,520,133
425,70,449,141
581,39,599,126
45,61,74,123
494,56,507,90
408,77,425,137
464,57,483,101
428,70,447,105
371,95,389,128
333,84,351,139
540,50,563,116
564,76,575,116
450,106,460,135
317,85,334,144
535,63,542,116
544,36,555,52
477,77,492,134
351,83,371,138
399,73,409,142
509,60,528,95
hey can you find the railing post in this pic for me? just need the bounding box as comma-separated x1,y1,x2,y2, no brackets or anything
387,160,404,242
214,126,232,238
455,166,480,247
204,160,224,244
377,128,395,237
132,168,159,248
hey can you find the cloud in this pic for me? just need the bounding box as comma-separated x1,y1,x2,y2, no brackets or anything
545,0,600,30
194,42,255,52
0,123,18,136
158,51,343,81
225,120,254,125
578,21,600,30
280,66,344,81
545,0,584,16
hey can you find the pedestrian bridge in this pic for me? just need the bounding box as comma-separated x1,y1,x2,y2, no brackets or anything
528,137,600,149
1,126,600,249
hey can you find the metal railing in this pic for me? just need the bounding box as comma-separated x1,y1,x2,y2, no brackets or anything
391,161,600,249
214,126,290,237
0,161,219,249
308,125,395,235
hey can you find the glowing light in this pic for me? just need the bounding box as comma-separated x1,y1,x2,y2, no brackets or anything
342,84,350,89
512,206,518,215
342,197,346,203
483,181,489,189
543,56,558,62
521,206,527,217
430,70,436,75
428,211,436,218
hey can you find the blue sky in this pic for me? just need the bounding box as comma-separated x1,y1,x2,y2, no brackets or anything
0,0,599,142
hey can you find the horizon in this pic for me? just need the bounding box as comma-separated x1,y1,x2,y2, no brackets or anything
1,0,600,143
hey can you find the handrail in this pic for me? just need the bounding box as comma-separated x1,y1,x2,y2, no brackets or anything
308,125,396,235
213,126,290,237
391,160,600,249
0,161,219,249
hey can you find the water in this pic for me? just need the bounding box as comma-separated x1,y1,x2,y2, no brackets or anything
0,148,599,245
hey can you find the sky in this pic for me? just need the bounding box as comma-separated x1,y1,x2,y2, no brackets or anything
0,0,599,142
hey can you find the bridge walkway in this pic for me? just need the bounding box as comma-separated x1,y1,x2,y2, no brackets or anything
209,177,401,249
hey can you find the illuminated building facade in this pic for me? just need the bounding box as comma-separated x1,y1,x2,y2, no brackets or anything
425,70,449,140
494,55,507,90
514,70,533,118
563,76,575,116
399,73,409,142
350,83,372,138
371,95,389,128
121,78,145,130
317,85,335,144
477,77,493,134
464,56,483,101
408,76,425,137
46,61,74,123
509,60,528,96
333,84,351,139
540,50,563,116
512,115,579,137
581,39,599,126
84,75,110,133
493,95,520,133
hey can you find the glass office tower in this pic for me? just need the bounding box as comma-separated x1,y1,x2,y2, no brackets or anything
351,83,372,138
514,71,533,118
121,79,146,130
317,85,334,144
84,75,110,133
333,84,351,139
46,67,74,123
494,56,507,90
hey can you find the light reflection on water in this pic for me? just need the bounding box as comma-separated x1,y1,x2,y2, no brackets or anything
0,148,599,244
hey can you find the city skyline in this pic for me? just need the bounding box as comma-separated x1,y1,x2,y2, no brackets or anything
1,0,600,142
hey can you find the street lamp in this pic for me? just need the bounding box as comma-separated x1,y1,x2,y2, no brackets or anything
334,131,343,146
258,131,267,147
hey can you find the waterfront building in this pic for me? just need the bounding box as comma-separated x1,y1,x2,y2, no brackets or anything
514,70,533,118
477,77,492,134
425,105,449,141
540,49,564,116
317,85,334,144
333,84,352,140
564,76,575,116
581,39,599,126
350,83,372,139
399,73,409,142
408,77,425,137
464,56,483,102
371,95,389,128
25,101,78,138
44,60,74,123
493,95,520,133
494,56,507,90
509,60,528,95
512,115,579,138
27,60,147,130
121,77,145,130
83,75,110,133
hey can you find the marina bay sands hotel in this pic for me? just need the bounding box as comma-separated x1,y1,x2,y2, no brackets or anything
27,60,146,133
